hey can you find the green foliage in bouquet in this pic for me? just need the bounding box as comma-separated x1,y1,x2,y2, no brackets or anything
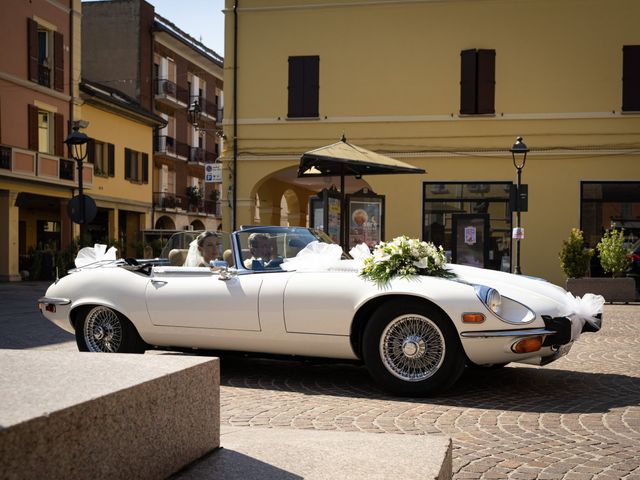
559,228,593,278
360,236,455,287
597,228,630,277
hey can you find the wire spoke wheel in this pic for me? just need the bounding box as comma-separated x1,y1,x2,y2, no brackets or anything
379,314,445,382
83,306,123,353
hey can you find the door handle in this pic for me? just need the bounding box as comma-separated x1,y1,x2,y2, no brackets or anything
151,280,168,286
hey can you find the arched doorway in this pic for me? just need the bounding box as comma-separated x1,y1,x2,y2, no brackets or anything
191,219,205,231
155,215,175,230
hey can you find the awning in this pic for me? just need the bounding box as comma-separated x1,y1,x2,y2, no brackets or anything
298,136,426,177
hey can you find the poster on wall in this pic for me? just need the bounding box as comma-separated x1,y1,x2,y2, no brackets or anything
452,213,489,268
346,189,385,249
327,196,342,244
308,188,343,245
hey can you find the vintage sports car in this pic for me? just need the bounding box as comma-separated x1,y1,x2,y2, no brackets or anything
39,226,602,396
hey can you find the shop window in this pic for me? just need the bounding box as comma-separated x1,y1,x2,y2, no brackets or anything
581,182,640,248
423,182,512,271
27,18,63,91
36,220,60,250
124,148,149,183
622,45,640,111
287,55,319,118
88,140,114,177
460,49,495,115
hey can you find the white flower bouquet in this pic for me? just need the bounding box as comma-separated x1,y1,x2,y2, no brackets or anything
359,236,454,286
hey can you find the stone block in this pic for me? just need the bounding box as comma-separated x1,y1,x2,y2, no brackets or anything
566,277,637,303
0,351,220,480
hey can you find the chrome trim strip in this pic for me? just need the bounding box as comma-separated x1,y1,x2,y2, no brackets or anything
460,328,555,338
37,297,71,305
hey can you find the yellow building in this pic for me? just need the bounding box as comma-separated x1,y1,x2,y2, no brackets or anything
221,0,640,285
80,80,165,257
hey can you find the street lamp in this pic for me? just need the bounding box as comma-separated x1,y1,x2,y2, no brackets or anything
65,124,91,247
510,136,529,275
187,99,202,129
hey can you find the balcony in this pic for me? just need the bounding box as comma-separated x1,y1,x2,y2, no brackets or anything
153,191,221,218
154,135,189,160
0,144,93,188
154,78,188,110
189,147,217,165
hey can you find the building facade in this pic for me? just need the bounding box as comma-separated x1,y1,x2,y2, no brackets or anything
221,0,640,285
0,0,83,281
82,0,225,235
80,80,165,257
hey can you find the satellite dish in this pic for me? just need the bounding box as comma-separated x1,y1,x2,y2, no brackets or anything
67,194,97,224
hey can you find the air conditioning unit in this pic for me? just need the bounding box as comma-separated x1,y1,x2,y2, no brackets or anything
183,225,194,231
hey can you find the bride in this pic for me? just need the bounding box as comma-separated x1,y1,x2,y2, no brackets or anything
183,231,220,267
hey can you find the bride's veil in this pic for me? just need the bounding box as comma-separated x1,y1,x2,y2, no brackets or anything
183,238,204,267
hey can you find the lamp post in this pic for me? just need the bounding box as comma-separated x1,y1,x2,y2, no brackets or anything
65,124,91,247
510,136,529,275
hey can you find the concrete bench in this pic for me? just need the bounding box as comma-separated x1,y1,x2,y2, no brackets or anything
0,351,220,480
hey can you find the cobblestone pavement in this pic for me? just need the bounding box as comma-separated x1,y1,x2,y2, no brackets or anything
2,282,639,479
217,305,640,480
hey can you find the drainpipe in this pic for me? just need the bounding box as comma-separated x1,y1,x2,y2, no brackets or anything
232,0,238,230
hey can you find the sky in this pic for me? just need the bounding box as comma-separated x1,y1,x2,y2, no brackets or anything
129,0,226,57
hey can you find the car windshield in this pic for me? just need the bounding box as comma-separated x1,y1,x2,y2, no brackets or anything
160,231,232,267
236,227,343,271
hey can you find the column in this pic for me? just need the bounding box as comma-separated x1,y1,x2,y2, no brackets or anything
0,191,21,281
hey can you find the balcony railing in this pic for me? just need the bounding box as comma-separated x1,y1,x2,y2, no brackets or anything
154,135,190,159
38,64,51,88
155,78,189,107
155,78,177,97
189,147,217,164
153,191,221,217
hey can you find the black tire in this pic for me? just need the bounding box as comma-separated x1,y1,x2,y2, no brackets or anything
362,299,465,396
75,305,146,353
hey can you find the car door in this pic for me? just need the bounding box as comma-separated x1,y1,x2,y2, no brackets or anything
145,267,262,331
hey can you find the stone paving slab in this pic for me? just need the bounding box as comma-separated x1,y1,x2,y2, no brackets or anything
174,426,452,480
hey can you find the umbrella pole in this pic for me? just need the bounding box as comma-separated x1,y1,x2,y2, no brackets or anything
340,173,346,249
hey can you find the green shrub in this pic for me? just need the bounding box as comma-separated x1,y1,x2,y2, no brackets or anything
597,228,631,277
559,228,593,278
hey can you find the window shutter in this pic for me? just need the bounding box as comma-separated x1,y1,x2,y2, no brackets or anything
460,49,477,114
53,31,64,92
142,153,149,184
107,143,115,177
124,148,131,180
28,104,39,151
622,45,640,111
288,57,304,118
54,113,64,156
303,56,320,117
27,18,38,83
476,49,496,114
87,139,95,164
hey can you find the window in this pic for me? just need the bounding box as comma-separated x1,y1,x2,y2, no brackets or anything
288,56,319,118
423,182,512,271
28,105,63,155
460,49,495,115
623,45,640,111
88,140,114,177
27,18,63,91
124,148,149,183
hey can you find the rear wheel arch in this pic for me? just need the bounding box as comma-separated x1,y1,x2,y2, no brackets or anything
350,294,458,359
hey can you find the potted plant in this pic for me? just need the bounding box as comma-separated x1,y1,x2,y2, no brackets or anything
564,228,636,302
560,228,593,279
186,186,203,211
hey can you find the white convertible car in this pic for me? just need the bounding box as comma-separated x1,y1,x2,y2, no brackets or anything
39,226,602,395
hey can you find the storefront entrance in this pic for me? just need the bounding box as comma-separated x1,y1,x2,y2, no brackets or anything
423,182,512,272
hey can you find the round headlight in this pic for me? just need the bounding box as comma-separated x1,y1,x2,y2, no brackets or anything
486,288,502,314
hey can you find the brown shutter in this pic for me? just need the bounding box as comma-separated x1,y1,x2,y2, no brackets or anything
87,139,96,164
124,148,131,180
107,143,115,177
288,57,304,117
54,113,64,156
303,56,320,117
53,31,64,92
28,104,39,151
622,45,640,111
27,18,38,83
460,49,478,114
476,49,495,114
142,153,149,184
